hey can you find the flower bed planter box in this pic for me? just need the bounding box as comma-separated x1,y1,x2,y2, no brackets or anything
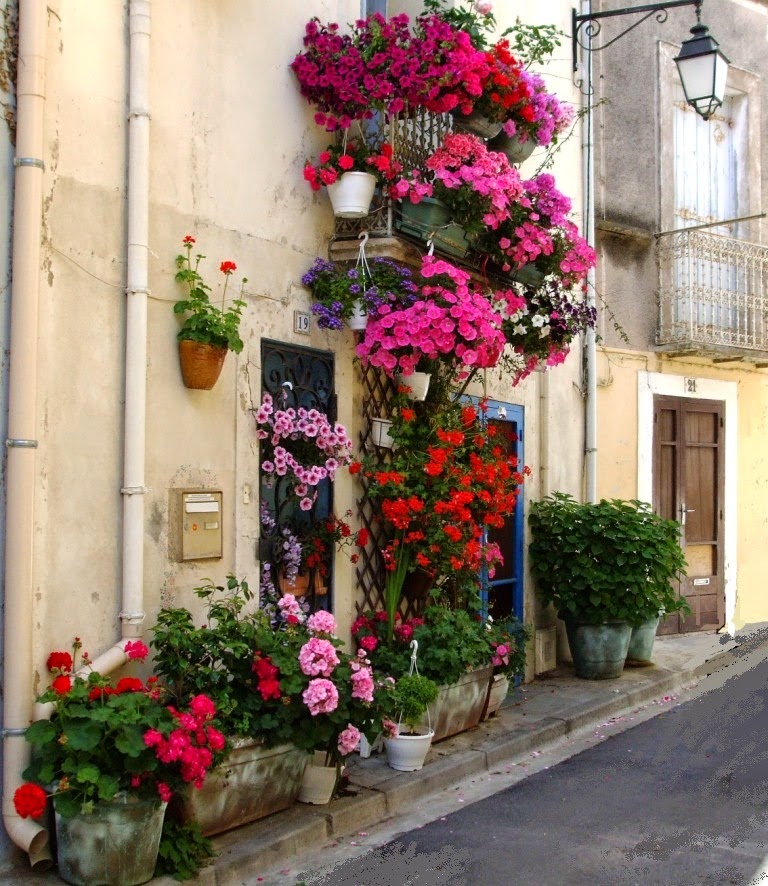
173,740,309,837
420,665,493,743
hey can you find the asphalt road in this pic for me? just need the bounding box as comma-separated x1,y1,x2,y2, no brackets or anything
298,656,768,886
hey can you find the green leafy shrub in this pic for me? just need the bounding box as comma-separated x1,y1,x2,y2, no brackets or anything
529,493,690,626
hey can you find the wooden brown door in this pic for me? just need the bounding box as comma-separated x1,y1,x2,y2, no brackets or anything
653,396,725,634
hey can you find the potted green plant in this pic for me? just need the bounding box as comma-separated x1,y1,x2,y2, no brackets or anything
173,235,247,390
352,604,515,742
528,493,689,678
151,575,391,828
482,616,530,719
384,672,439,772
15,639,224,885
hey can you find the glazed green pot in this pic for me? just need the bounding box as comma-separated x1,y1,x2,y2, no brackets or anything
564,618,632,680
626,616,661,665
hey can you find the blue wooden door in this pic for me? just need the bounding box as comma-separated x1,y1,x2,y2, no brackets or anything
467,397,525,624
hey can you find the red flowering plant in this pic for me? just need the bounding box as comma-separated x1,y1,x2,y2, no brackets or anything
15,638,225,821
174,235,247,354
353,393,530,638
151,576,394,793
303,134,402,192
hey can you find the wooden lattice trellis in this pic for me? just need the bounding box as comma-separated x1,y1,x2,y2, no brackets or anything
347,358,433,621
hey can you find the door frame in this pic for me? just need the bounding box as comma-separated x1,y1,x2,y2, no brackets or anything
637,371,737,633
466,396,525,625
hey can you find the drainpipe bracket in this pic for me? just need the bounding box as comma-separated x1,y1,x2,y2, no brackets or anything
5,439,38,448
13,157,45,170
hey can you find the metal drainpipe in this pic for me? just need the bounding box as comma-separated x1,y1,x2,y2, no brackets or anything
2,1,151,867
2,0,53,868
581,0,598,504
121,0,151,641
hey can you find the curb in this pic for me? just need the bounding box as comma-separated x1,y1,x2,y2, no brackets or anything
170,658,722,884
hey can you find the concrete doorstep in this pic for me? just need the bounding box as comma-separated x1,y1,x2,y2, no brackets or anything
173,630,748,885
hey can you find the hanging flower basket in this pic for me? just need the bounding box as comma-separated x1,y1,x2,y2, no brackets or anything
488,129,536,164
452,108,503,140
326,171,377,218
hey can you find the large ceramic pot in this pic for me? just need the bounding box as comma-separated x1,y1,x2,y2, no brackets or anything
55,795,166,886
385,730,435,772
326,171,376,218
420,665,494,742
178,339,227,390
563,618,632,680
626,616,661,666
172,740,309,837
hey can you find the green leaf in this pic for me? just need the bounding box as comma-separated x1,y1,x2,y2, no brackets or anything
66,719,103,751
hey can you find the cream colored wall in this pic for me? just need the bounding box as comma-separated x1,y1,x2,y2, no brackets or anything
29,2,587,677
596,346,768,632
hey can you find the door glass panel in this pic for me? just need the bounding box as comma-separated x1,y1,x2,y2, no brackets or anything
260,340,336,611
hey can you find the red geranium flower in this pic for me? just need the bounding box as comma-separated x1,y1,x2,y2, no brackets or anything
13,783,47,819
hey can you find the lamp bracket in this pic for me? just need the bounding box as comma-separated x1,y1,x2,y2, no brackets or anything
572,0,702,71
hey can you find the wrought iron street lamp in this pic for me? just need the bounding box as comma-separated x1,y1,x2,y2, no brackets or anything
572,0,729,120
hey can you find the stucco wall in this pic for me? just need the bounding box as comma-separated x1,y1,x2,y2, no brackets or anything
596,347,768,631
21,0,589,692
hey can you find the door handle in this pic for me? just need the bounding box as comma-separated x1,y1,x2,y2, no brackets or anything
679,503,695,527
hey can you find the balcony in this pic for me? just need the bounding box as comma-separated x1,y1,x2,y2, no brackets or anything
657,229,768,365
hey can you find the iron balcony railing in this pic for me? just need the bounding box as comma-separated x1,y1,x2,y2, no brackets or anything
657,228,768,360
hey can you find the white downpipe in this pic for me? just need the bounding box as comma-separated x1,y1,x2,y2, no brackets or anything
581,0,598,504
1,0,53,868
2,1,151,868
121,0,151,640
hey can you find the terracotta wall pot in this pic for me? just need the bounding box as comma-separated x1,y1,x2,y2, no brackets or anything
172,740,309,836
278,570,312,597
178,339,227,390
420,665,493,742
55,796,166,886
